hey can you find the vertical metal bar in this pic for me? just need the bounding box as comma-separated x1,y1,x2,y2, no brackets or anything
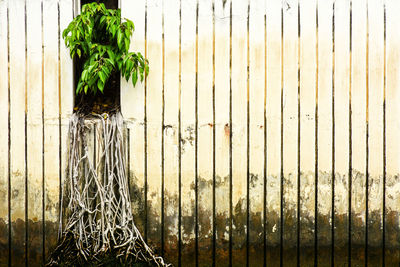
2,1,11,265
212,0,216,265
40,0,45,263
246,1,250,266
382,2,387,266
7,0,10,264
348,1,353,266
195,0,199,265
315,1,319,266
280,0,284,265
229,1,233,266
144,0,148,244
24,0,28,265
365,1,369,266
178,0,182,265
263,10,267,267
331,1,335,266
161,0,165,258
57,0,62,246
297,1,301,265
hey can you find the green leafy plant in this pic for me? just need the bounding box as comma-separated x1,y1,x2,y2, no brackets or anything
62,2,149,95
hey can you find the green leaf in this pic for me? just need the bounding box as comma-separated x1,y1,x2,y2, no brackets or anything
88,64,95,74
103,65,110,76
132,70,138,86
124,38,129,52
125,67,131,81
62,28,68,38
111,25,117,37
128,59,134,71
125,19,134,32
105,58,115,67
117,30,122,50
98,71,106,83
76,82,83,94
62,2,150,96
106,50,115,61
139,67,144,81
97,79,104,93
82,69,88,81
100,16,106,26
88,75,96,86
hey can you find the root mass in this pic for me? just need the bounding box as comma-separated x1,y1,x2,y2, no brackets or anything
47,112,169,267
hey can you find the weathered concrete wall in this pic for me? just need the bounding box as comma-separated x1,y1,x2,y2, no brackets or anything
0,0,74,265
0,0,399,266
120,0,400,266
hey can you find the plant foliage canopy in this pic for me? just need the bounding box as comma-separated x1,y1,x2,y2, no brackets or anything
63,2,149,95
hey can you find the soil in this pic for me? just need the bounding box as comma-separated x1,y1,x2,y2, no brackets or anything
74,70,121,115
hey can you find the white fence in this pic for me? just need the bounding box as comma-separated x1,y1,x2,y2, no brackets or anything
0,0,399,266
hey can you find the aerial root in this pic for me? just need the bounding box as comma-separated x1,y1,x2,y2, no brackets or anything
47,112,170,267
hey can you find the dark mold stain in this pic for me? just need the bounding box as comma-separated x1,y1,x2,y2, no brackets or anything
299,215,315,246
386,210,400,249
350,212,365,244
317,212,331,246
265,209,281,246
198,205,213,267
181,214,195,241
0,218,8,266
12,189,19,198
180,126,195,153
195,176,213,191
265,246,281,267
215,174,229,188
248,212,264,267
1,197,398,265
333,213,349,266
317,247,333,267
181,239,196,266
129,172,146,234
44,220,59,263
249,173,258,188
11,218,26,266
7,165,398,266
215,212,229,266
233,198,247,248
146,200,162,256
27,219,43,267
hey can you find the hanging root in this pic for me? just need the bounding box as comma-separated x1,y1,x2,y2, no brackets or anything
47,112,170,267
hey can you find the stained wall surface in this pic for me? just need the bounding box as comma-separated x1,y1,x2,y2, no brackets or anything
0,0,399,266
